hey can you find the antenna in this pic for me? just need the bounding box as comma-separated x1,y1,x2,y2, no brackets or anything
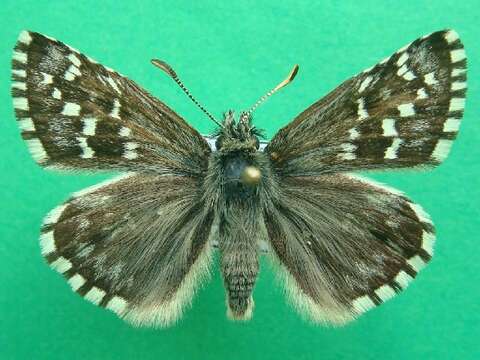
151,59,222,127
245,64,299,117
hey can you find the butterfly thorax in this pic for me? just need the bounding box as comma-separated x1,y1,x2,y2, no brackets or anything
210,110,265,197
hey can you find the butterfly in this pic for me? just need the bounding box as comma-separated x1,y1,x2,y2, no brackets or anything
11,29,466,327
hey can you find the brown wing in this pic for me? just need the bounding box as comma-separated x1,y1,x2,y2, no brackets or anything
266,30,466,176
41,173,214,327
11,31,210,176
263,174,434,324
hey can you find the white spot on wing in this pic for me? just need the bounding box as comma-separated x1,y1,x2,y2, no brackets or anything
422,231,435,255
358,76,372,93
12,81,26,90
451,68,466,77
395,271,413,289
25,138,48,163
416,88,428,99
107,76,121,93
64,72,75,81
12,69,26,77
40,231,55,254
340,143,356,152
50,257,72,273
451,81,466,91
340,153,356,160
356,98,368,120
64,64,81,81
424,72,438,85
397,64,408,77
13,51,27,64
397,103,415,117
68,274,86,291
40,72,53,85
339,143,357,160
126,142,138,150
396,52,409,67
82,117,97,136
444,30,459,44
68,53,82,67
450,49,466,63
84,287,106,305
106,296,128,315
53,88,62,100
352,295,376,313
407,255,426,273
13,97,29,111
110,99,121,119
348,128,359,140
375,285,396,302
431,139,453,162
385,138,403,159
43,204,68,225
443,118,461,132
119,126,131,137
124,142,139,159
61,102,81,116
382,118,398,137
77,137,95,158
449,98,465,112
402,71,416,81
18,118,35,132
18,30,32,45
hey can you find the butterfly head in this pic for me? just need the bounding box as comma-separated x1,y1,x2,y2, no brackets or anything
215,111,261,153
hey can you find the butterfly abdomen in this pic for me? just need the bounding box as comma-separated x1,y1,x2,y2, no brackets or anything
218,207,260,320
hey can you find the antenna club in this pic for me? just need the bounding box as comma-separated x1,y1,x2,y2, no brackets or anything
151,59,177,78
246,64,300,116
273,64,299,92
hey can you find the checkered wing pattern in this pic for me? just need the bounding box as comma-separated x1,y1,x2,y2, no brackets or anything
266,30,466,176
11,31,210,176
40,173,214,327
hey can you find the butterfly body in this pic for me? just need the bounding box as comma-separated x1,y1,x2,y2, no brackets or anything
203,111,271,318
11,29,466,327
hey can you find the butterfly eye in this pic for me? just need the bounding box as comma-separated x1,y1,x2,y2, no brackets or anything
215,136,224,150
254,136,260,150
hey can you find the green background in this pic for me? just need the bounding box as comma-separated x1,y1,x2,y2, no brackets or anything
1,1,479,359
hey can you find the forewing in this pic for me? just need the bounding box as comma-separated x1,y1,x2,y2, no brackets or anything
266,30,466,176
11,31,210,175
263,174,434,324
41,173,214,327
